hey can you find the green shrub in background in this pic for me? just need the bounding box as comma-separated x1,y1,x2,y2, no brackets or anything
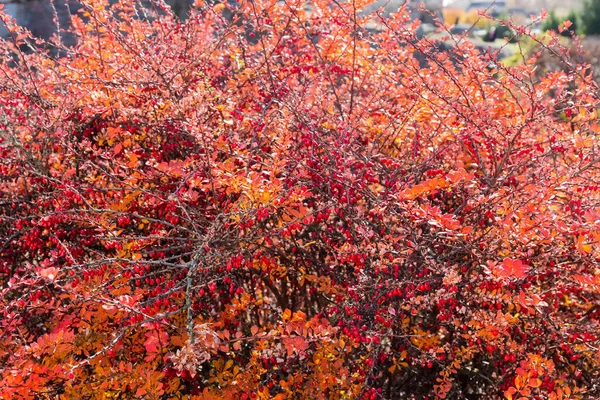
482,24,518,43
543,10,578,36
582,0,600,35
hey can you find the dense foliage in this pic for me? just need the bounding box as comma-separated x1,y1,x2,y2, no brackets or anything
1,0,600,399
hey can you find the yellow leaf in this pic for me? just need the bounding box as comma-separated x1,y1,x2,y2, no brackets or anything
515,375,524,389
282,309,292,321
127,153,139,168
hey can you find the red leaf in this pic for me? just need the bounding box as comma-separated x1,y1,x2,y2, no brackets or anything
496,258,529,279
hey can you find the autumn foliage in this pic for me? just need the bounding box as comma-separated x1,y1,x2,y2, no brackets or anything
1,1,600,399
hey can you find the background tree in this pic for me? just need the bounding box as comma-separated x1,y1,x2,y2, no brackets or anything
0,1,600,399
581,0,600,35
542,10,562,32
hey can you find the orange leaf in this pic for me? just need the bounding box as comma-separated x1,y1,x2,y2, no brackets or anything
15,33,27,43
528,378,542,388
219,345,229,352
504,387,517,400
516,367,528,376
576,235,592,254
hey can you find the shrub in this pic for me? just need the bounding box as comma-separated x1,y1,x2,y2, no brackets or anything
483,24,518,42
0,1,599,399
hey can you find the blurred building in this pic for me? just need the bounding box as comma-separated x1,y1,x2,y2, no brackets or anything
442,0,583,26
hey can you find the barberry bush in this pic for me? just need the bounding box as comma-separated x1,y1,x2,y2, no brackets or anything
1,1,599,399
